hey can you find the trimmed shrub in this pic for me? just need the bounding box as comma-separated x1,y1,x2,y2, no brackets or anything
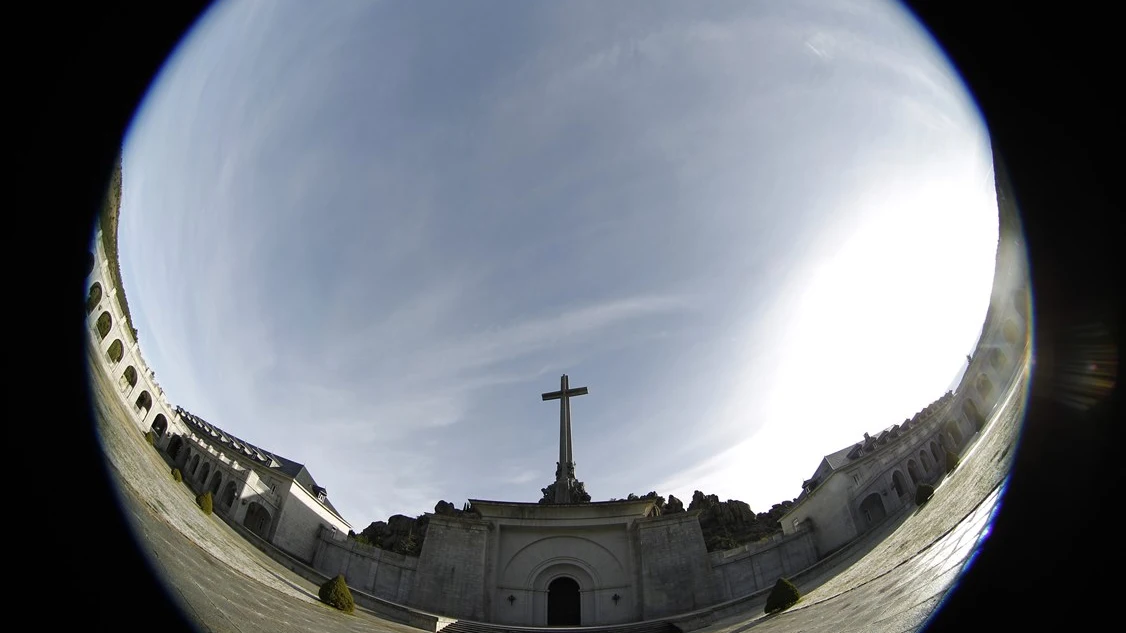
318,574,355,613
196,491,213,515
144,431,155,445
915,483,935,506
764,577,801,614
945,450,960,473
171,468,182,482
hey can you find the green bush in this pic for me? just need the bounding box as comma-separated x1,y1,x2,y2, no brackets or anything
915,483,935,506
945,450,960,473
144,431,155,445
171,468,182,482
764,577,801,614
196,491,213,515
318,574,355,613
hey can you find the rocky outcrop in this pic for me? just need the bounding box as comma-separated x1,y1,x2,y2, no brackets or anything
352,500,480,556
686,490,796,552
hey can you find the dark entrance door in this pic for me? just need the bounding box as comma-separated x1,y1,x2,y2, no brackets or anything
547,577,580,625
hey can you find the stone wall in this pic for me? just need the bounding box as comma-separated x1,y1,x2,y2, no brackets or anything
709,528,818,600
312,529,419,604
408,514,490,620
273,481,354,564
636,512,720,619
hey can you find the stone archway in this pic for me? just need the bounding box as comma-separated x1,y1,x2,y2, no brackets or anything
962,399,985,431
96,311,112,340
907,460,922,486
930,441,942,465
945,420,964,446
919,450,934,473
1003,319,1022,346
106,339,124,365
197,462,211,486
167,436,185,461
188,454,200,476
1013,287,1029,320
221,481,238,511
209,473,223,496
134,391,152,420
859,493,886,528
547,576,581,626
86,283,102,314
976,373,994,400
892,471,907,497
119,366,138,394
150,414,168,438
244,502,273,539
990,348,1008,371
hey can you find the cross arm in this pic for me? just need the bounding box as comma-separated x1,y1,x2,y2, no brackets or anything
541,387,589,401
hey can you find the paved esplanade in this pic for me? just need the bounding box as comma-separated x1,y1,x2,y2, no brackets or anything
91,346,1022,633
542,374,588,504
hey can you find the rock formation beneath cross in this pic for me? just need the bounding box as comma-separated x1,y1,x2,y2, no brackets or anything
539,374,592,504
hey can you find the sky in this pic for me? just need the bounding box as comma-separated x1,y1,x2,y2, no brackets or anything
114,0,1000,529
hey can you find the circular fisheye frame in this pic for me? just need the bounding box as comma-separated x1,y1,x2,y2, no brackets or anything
86,1,1042,632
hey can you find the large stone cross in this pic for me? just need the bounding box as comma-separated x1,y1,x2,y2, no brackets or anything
542,374,588,503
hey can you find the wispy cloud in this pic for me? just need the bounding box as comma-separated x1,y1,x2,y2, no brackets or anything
114,0,1001,527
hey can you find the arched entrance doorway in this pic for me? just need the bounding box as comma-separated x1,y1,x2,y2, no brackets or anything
244,502,273,539
547,576,581,626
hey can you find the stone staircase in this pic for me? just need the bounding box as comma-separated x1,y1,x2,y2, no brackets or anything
440,619,682,633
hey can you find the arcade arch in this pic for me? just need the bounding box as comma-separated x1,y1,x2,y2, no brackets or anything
167,436,185,461
976,373,994,400
96,311,112,340
945,420,963,446
86,283,102,314
907,460,922,486
892,471,907,497
859,493,886,527
244,502,273,539
919,450,934,473
962,399,985,430
134,391,152,419
990,348,1008,371
150,414,168,438
106,339,124,365
221,481,238,511
120,365,137,394
1003,319,1022,346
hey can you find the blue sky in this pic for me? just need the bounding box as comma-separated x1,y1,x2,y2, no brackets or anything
114,0,999,528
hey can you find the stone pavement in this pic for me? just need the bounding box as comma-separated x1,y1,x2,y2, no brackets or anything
89,344,1026,633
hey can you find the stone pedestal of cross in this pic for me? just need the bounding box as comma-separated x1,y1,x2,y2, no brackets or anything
542,374,589,504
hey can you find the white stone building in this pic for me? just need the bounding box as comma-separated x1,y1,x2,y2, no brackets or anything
86,226,352,565
778,155,1032,557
